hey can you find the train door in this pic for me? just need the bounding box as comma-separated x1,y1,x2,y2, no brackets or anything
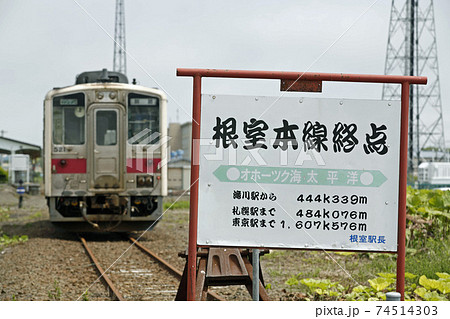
88,105,125,190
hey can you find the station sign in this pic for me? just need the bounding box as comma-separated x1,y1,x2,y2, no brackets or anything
197,94,400,252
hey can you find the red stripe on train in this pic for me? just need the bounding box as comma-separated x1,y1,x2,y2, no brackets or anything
51,159,87,174
51,158,160,174
126,158,161,173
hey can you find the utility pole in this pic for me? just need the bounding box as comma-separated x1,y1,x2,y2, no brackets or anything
113,0,127,75
383,0,446,176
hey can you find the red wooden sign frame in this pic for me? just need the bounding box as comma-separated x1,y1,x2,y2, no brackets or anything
177,68,427,301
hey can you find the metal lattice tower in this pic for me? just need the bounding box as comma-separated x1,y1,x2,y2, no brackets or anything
113,0,127,75
383,0,446,174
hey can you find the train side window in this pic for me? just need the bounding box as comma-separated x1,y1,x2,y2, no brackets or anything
128,93,159,144
53,93,85,145
96,110,117,146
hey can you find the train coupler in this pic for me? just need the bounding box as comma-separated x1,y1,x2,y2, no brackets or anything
80,201,99,229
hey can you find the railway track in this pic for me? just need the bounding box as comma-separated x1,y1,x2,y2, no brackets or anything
79,236,124,300
78,234,224,301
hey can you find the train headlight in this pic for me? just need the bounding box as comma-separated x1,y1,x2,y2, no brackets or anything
145,176,153,187
137,176,146,187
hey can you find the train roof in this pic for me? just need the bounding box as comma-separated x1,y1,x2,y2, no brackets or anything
75,68,128,84
44,81,167,102
44,69,167,101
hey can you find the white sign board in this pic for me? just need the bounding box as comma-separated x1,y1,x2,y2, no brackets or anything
198,95,400,252
10,154,30,171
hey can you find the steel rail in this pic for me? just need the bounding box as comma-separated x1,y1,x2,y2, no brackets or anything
129,236,225,301
129,236,183,278
79,236,125,301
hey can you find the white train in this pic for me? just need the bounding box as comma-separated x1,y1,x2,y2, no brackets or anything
418,162,450,190
43,69,168,231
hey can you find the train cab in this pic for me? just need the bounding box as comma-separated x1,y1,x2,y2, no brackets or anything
43,69,168,231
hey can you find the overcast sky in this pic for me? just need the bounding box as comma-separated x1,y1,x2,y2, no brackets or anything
0,0,449,147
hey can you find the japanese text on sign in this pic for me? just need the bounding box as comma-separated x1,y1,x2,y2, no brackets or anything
213,117,389,155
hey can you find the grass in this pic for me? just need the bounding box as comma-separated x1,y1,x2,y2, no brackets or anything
24,211,43,220
0,233,29,249
361,237,450,279
405,238,450,279
0,207,10,221
82,291,89,301
262,250,287,260
264,237,450,300
163,200,189,211
48,280,62,301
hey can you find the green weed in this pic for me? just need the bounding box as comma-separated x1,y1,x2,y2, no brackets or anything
25,211,43,220
286,271,449,301
0,234,28,248
0,207,10,221
48,280,62,301
163,200,189,211
82,291,90,301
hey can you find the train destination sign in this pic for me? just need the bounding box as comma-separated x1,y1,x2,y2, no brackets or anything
197,94,401,252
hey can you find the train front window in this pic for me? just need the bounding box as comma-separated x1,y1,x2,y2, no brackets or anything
96,110,117,146
53,93,85,145
128,93,160,144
